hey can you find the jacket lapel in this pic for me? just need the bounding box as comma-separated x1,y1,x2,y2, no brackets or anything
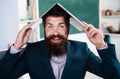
40,41,55,79
61,41,74,79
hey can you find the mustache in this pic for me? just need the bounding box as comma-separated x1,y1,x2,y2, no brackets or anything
45,34,68,57
45,34,67,41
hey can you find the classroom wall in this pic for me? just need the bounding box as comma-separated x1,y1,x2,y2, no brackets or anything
110,36,120,61
0,0,19,50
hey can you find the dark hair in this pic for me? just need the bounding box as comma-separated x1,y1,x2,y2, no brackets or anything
42,4,71,34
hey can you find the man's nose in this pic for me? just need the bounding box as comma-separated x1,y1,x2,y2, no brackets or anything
53,27,59,35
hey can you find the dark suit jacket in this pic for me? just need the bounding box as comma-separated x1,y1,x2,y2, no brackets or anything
0,40,120,79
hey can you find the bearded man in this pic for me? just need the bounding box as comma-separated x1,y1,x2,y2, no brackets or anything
0,4,120,79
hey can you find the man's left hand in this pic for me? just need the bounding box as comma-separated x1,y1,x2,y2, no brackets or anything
82,22,106,49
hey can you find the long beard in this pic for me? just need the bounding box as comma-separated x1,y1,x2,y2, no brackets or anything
45,34,68,57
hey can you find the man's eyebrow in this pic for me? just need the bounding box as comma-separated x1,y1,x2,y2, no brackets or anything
46,22,65,25
59,22,66,25
46,23,52,25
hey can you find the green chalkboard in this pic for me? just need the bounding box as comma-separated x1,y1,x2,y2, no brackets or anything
38,0,99,38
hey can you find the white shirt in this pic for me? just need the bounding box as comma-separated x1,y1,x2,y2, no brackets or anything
50,54,66,79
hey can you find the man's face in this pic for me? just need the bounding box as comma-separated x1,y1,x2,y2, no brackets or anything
44,16,68,56
45,16,68,44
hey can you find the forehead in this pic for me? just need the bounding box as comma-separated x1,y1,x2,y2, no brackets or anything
46,16,65,21
45,16,66,25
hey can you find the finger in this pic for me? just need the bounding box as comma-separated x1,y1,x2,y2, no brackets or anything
26,28,32,38
84,24,95,37
88,25,96,33
22,28,32,38
17,24,33,40
20,22,34,33
22,28,32,45
82,22,93,30
89,30,98,38
82,22,88,30
83,24,89,32
83,23,93,31
18,25,32,38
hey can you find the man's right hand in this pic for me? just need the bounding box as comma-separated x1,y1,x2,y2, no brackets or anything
14,23,33,50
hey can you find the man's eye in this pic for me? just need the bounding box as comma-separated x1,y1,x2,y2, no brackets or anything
47,26,53,28
58,25,64,28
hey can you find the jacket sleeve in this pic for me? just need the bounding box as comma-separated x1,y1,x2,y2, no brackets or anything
86,43,120,79
0,48,27,79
